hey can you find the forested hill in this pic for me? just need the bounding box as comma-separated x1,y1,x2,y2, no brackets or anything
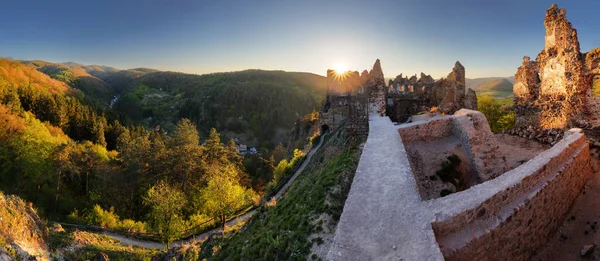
18,58,327,149
0,57,327,254
111,69,327,148
20,60,116,104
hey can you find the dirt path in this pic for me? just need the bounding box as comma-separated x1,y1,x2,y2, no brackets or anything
100,133,327,249
271,133,326,201
101,231,164,249
534,149,600,260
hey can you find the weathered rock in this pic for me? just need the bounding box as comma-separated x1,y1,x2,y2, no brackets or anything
581,244,595,256
93,252,110,261
465,88,478,110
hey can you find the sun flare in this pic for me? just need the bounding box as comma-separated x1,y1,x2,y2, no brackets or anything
333,63,348,74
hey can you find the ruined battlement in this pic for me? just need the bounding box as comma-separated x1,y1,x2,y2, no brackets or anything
387,61,477,122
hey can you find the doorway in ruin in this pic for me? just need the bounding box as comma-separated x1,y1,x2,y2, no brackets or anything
321,124,330,135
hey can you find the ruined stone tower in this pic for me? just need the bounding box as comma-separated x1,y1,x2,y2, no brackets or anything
365,59,387,116
513,4,599,129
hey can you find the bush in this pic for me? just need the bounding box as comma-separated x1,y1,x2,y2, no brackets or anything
116,219,147,233
85,205,119,229
477,95,515,133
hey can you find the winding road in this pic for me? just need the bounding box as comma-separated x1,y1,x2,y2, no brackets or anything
94,132,327,249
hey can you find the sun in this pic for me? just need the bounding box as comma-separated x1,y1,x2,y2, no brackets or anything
333,63,348,74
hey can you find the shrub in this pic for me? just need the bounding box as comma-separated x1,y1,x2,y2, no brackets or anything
478,95,515,133
116,219,147,233
85,205,119,229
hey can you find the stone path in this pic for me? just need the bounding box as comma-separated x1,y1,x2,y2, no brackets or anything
327,114,444,260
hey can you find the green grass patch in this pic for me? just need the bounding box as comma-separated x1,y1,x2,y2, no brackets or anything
204,130,361,260
58,230,161,261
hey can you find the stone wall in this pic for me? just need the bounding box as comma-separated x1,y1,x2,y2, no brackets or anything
319,66,369,138
328,110,592,260
398,110,508,184
387,61,478,122
432,129,592,261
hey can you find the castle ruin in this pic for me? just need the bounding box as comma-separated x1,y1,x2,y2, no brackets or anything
320,59,479,136
513,4,600,131
326,4,595,260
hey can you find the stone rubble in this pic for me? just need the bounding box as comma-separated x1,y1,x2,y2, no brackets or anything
580,244,595,257
504,126,565,146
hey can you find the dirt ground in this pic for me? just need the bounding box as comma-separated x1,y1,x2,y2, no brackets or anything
405,136,473,200
495,134,551,170
534,149,600,261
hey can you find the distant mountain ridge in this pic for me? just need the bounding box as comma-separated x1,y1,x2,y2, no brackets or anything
466,76,514,99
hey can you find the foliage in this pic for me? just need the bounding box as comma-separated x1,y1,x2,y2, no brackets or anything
144,181,186,247
200,164,257,230
112,70,326,149
477,95,515,133
86,205,119,228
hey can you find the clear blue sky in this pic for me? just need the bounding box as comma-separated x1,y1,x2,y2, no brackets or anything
1,0,600,78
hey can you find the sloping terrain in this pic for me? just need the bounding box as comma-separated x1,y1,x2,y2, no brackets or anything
193,124,363,260
0,191,50,260
21,60,116,104
0,59,71,95
467,77,513,98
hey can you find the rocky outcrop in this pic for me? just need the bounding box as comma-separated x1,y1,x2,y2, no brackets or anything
366,59,387,116
0,192,49,261
513,4,596,129
93,252,110,261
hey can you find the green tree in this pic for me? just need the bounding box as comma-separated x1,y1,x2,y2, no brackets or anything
144,181,185,248
168,119,205,191
200,164,255,231
477,95,514,133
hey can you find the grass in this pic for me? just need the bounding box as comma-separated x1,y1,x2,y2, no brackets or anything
477,92,513,106
202,127,362,260
56,230,161,261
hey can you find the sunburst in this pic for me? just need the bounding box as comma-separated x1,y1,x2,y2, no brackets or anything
332,63,348,80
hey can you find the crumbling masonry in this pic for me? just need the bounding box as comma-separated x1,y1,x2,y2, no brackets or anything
327,4,595,260
513,4,600,130
320,60,479,135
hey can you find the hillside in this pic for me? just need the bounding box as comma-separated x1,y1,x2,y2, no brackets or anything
467,77,513,103
171,123,362,260
21,60,116,104
111,69,327,148
0,191,50,260
0,59,71,95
